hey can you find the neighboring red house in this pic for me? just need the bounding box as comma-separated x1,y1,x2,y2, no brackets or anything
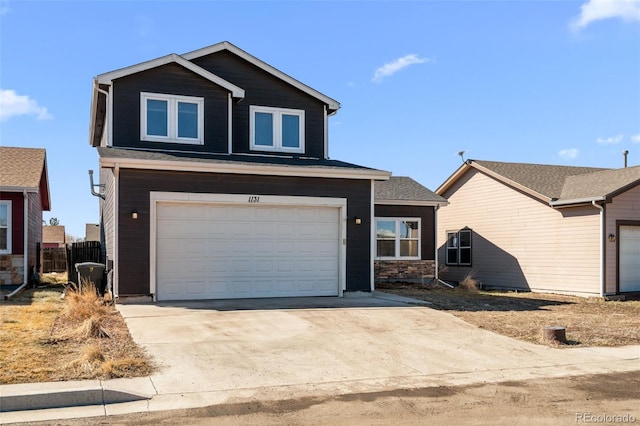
0,147,51,285
42,225,66,248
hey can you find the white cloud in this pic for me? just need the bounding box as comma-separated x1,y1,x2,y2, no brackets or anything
597,134,624,144
372,54,429,83
559,148,579,159
571,0,640,31
631,133,640,143
0,89,52,121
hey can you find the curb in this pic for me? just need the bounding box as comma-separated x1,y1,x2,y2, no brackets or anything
0,379,153,413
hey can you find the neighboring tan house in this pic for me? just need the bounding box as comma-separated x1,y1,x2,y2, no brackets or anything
0,147,51,285
42,225,66,248
89,41,393,302
374,176,448,283
85,223,100,242
436,160,640,297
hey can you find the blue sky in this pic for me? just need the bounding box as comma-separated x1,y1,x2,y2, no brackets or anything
1,0,639,237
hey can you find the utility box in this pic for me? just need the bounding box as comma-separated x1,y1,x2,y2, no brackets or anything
75,262,106,294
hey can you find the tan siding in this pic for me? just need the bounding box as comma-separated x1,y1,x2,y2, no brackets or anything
438,169,601,295
605,184,640,294
100,168,115,265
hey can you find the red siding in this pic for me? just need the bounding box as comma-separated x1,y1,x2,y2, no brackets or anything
0,192,24,255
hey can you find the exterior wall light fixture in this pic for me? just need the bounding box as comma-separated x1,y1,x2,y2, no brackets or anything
354,217,362,225
608,234,616,243
132,211,139,220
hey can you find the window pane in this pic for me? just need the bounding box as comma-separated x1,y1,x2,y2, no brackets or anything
281,114,300,148
459,230,471,247
377,240,395,257
400,240,418,257
460,248,471,265
255,112,273,146
447,232,458,248
177,102,198,138
147,99,168,136
400,221,419,238
0,205,6,227
376,221,396,239
0,228,6,251
447,248,458,264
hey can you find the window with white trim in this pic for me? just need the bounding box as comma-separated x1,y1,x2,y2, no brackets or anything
446,229,472,266
0,201,11,254
250,105,304,153
141,92,204,144
375,218,420,259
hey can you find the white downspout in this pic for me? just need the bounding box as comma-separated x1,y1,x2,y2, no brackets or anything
5,191,29,300
434,204,440,283
228,93,233,154
370,179,375,292
113,163,120,299
592,200,605,296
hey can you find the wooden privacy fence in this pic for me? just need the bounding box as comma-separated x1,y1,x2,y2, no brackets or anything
42,247,67,273
66,241,103,278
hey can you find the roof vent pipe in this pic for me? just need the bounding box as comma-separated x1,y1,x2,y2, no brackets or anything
89,170,105,199
623,150,629,168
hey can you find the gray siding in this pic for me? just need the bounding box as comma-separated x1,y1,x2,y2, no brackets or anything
100,168,116,268
116,169,372,296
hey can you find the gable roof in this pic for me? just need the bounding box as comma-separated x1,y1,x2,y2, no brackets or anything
95,53,245,98
0,147,46,189
182,41,340,112
437,159,640,207
90,41,340,147
375,176,447,206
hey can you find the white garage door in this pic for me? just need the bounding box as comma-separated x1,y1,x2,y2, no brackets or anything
620,225,640,292
155,202,341,301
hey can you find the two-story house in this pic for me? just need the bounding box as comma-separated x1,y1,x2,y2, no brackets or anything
89,41,392,302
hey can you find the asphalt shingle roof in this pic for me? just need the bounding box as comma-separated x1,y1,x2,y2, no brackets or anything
468,160,640,203
0,147,47,189
375,176,446,203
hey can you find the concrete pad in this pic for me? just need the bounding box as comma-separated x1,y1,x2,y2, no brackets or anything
117,294,640,405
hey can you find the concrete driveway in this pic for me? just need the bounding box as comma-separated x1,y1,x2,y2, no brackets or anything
116,292,640,412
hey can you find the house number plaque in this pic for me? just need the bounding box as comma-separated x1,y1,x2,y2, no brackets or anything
248,196,260,203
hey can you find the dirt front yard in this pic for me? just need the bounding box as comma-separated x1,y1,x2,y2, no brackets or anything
377,282,640,347
0,282,153,385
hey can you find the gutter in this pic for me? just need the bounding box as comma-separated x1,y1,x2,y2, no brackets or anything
5,190,29,300
550,195,606,207
592,200,606,297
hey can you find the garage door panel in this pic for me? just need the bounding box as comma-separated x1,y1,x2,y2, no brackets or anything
156,202,341,301
620,225,640,292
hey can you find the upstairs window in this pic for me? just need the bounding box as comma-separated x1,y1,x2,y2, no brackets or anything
141,92,204,144
0,201,11,254
375,218,420,259
250,106,304,153
446,229,472,266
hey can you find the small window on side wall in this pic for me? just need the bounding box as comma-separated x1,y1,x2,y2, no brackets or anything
0,201,12,254
141,92,204,144
446,229,472,266
250,105,304,153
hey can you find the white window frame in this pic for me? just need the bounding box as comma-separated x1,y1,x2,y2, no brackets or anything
446,229,472,266
375,217,421,260
140,92,204,145
0,200,12,254
249,105,305,153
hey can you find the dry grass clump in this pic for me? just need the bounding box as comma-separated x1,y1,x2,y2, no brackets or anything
378,283,640,347
1,283,153,384
457,273,479,292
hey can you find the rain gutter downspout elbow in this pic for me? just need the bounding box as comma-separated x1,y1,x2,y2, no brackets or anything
592,200,605,297
5,191,29,300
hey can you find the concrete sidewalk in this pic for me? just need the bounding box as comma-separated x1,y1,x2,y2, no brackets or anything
2,292,639,424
